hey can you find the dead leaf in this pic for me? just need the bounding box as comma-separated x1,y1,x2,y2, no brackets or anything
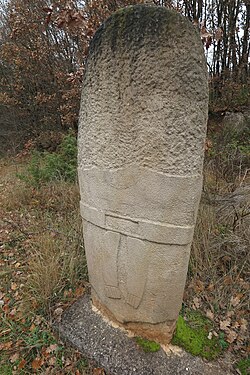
206,309,214,320
240,319,248,333
93,368,106,375
207,283,214,291
10,353,19,363
30,323,36,331
9,308,17,317
48,357,56,366
74,286,85,297
31,357,44,370
1,341,12,350
226,329,238,343
11,282,18,291
192,297,201,310
194,279,204,293
220,318,231,331
46,343,58,353
230,294,242,307
53,307,63,321
18,359,26,370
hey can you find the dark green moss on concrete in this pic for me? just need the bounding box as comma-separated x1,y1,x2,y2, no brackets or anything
135,337,161,353
172,310,223,360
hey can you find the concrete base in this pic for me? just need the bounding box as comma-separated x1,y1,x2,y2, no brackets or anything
55,294,233,375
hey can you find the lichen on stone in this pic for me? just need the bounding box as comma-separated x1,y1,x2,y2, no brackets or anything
89,5,191,55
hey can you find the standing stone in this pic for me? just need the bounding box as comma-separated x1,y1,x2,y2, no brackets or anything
78,5,208,344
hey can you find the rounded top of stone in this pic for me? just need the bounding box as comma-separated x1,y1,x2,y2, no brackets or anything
89,5,201,56
79,4,208,175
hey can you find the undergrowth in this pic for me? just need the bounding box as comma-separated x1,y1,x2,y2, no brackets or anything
0,141,89,373
0,115,249,373
18,132,77,186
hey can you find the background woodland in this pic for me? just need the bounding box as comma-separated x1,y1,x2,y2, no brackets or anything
0,1,249,374
0,0,249,146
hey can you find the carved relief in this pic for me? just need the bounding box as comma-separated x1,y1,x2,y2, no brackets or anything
102,231,121,299
125,237,149,308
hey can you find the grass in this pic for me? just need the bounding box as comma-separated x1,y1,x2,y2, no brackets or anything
0,119,249,373
0,155,90,373
236,357,250,375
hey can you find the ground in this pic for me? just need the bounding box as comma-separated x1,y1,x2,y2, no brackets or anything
0,125,249,374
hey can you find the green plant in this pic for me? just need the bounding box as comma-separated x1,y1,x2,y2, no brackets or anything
0,363,12,375
135,337,161,353
172,310,222,360
236,357,250,375
18,132,77,186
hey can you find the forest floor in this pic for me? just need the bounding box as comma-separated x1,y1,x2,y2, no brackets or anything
0,131,249,374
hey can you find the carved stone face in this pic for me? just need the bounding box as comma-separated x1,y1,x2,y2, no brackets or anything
78,5,208,344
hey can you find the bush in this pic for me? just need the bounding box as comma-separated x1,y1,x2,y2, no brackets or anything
19,132,77,186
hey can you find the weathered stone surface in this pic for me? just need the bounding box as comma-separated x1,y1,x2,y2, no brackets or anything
78,4,208,343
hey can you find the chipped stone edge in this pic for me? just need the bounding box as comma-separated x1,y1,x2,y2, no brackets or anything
91,303,184,357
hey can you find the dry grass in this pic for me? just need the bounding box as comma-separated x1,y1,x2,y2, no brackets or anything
0,156,87,316
188,163,250,325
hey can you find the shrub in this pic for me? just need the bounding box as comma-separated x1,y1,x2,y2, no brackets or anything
19,132,77,186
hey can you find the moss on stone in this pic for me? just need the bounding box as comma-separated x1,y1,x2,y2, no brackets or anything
135,336,161,353
172,310,222,360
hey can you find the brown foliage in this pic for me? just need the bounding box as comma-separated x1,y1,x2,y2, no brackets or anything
0,0,249,136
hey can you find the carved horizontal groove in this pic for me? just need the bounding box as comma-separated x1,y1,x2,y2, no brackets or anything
80,202,194,245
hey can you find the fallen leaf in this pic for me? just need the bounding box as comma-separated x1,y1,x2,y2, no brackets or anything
9,308,17,317
206,309,214,320
31,357,44,370
10,353,19,363
11,282,18,291
220,318,231,331
226,329,238,343
18,359,26,370
48,357,56,366
46,343,58,353
2,341,13,350
74,286,85,297
93,368,106,375
230,294,242,307
240,319,248,333
30,323,36,331
194,279,204,293
53,307,63,321
192,297,201,309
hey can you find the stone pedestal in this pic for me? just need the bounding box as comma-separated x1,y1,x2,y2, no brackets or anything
78,5,208,344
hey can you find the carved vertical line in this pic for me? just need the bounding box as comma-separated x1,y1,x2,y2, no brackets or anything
102,231,121,299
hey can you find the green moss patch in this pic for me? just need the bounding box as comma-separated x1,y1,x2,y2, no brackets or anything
135,337,161,353
172,310,222,360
